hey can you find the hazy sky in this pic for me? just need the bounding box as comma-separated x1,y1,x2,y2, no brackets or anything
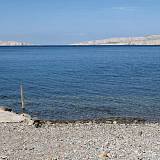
0,0,160,44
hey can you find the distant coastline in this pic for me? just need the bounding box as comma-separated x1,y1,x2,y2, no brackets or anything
0,41,31,46
74,34,160,45
2,34,160,46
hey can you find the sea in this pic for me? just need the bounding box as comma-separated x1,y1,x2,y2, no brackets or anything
0,46,160,121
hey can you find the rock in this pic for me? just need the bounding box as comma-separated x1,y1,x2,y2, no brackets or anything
98,151,110,159
33,120,45,128
0,155,8,159
0,110,26,123
0,106,12,112
20,113,34,125
113,121,117,124
0,107,34,125
0,110,33,124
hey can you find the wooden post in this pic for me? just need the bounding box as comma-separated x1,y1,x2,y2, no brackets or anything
20,83,25,113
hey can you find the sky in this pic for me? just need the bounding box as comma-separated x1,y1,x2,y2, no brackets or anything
0,0,160,44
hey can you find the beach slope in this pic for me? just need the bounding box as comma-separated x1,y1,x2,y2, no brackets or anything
0,122,160,160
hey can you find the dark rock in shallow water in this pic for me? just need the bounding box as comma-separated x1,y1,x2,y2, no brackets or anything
0,106,12,112
33,120,46,128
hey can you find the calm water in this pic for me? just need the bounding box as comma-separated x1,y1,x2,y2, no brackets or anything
0,46,160,120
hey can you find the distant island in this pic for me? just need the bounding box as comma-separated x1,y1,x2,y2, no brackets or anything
0,41,31,46
75,35,160,45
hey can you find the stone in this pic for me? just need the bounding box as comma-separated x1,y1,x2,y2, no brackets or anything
0,107,34,125
0,106,12,112
20,113,34,125
113,121,117,124
0,110,26,123
98,151,110,159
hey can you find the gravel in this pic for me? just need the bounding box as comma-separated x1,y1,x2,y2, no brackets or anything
0,122,160,160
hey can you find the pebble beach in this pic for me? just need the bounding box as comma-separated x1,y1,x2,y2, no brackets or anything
0,121,160,160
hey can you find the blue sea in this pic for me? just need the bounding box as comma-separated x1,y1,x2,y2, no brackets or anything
0,46,160,120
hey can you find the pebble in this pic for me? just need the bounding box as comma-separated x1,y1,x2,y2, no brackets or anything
0,122,160,160
99,151,110,159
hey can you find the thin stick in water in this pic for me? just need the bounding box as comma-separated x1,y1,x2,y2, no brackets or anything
20,83,25,113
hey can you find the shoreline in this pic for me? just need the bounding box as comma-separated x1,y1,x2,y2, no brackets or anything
0,109,160,159
33,117,147,127
1,108,159,125
1,108,159,126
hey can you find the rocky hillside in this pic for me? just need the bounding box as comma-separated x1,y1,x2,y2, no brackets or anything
75,35,160,45
0,41,31,46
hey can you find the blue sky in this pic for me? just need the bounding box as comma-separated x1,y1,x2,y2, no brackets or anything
0,0,160,44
